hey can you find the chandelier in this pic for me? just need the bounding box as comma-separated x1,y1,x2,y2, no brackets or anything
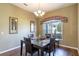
34,10,45,16
34,2,45,17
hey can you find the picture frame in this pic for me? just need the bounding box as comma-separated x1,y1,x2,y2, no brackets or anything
30,21,35,33
9,17,18,34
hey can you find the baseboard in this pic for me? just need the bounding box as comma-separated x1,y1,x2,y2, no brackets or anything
0,46,20,54
59,44,78,51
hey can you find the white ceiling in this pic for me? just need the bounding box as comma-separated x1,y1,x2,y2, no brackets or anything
12,3,75,13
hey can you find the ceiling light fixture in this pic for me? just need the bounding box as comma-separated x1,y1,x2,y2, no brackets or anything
34,1,45,17
34,10,45,16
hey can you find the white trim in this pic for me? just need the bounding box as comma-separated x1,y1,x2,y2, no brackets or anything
60,44,78,50
0,46,20,54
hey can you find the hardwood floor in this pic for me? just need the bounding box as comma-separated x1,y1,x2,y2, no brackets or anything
0,46,78,56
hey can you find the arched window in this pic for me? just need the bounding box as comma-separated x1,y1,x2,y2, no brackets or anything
42,16,68,40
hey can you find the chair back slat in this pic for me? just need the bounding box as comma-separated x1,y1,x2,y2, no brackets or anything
49,38,55,51
24,38,32,53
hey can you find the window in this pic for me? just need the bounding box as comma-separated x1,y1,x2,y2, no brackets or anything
42,20,63,40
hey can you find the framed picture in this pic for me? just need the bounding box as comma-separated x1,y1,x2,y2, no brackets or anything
9,17,18,34
30,21,35,33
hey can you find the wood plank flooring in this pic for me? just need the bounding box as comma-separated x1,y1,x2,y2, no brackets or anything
0,46,78,56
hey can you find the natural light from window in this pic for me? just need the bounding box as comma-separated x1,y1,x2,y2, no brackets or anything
42,20,63,40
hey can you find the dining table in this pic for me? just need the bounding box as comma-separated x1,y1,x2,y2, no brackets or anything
20,39,50,56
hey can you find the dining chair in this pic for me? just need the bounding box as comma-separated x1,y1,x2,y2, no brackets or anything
24,38,39,56
20,40,23,56
44,37,56,56
28,34,35,40
45,34,51,39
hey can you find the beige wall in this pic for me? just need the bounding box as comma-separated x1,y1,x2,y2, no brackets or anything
36,18,40,36
41,4,78,48
36,18,43,37
0,4,36,52
78,4,79,51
